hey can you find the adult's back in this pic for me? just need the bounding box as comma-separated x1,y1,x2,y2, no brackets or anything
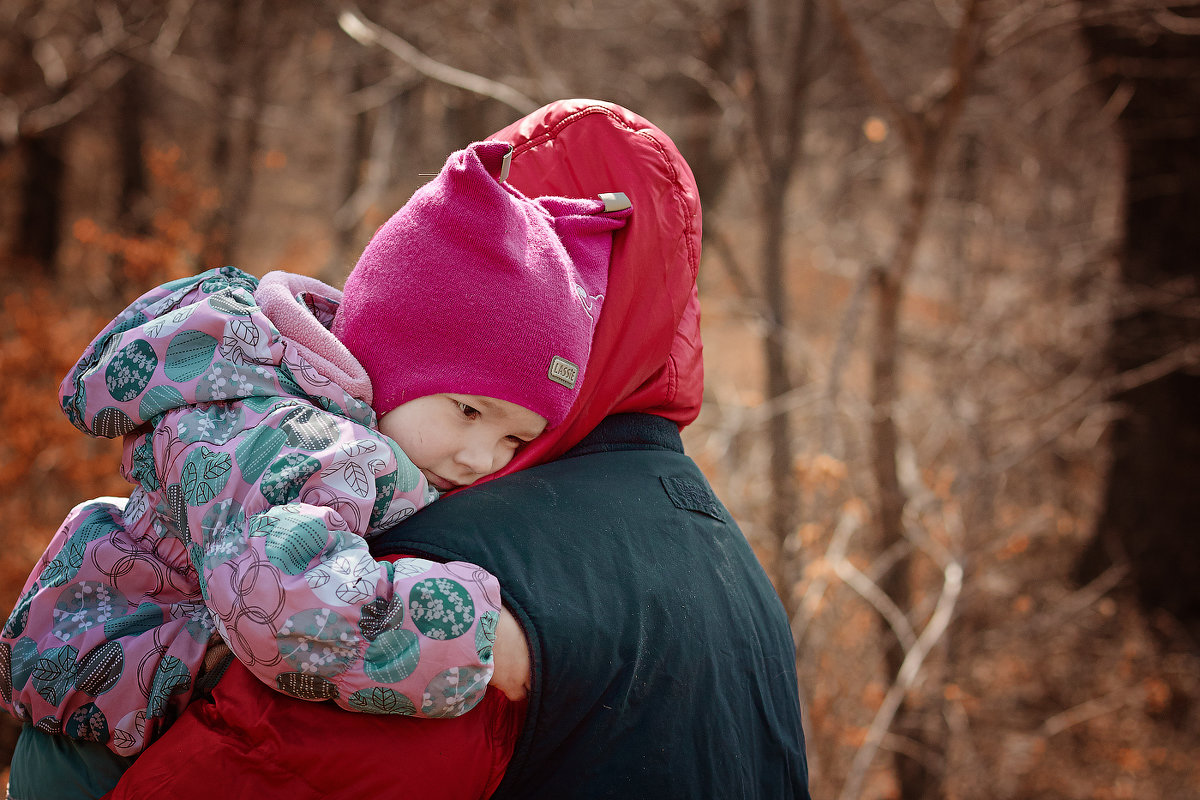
373,411,810,798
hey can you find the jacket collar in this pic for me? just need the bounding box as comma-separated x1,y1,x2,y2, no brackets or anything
563,413,683,459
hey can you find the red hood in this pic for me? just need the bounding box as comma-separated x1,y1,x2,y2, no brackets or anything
486,99,704,477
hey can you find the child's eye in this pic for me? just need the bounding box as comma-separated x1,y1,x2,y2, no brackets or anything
457,401,481,419
505,435,529,448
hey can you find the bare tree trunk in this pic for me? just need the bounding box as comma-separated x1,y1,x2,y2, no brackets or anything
116,65,150,235
203,0,270,267
824,0,983,795
1078,8,1200,649
15,129,66,272
762,170,801,612
735,0,816,620
333,61,371,269
871,152,936,798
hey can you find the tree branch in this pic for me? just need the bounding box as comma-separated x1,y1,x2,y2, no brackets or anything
838,557,963,800
333,96,400,232
793,505,865,646
337,6,540,114
820,0,922,154
21,59,130,136
833,556,918,650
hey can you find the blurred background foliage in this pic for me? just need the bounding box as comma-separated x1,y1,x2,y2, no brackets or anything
1,1,1198,797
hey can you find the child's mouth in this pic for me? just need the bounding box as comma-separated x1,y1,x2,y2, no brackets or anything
424,471,459,491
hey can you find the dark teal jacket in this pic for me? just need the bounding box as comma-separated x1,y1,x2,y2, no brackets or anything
374,414,812,799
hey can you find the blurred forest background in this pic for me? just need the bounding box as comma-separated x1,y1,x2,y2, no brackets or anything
1,0,1198,797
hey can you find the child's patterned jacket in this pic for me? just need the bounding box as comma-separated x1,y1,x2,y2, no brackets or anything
0,267,502,756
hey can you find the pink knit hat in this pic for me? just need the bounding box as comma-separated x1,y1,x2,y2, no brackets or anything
332,140,631,428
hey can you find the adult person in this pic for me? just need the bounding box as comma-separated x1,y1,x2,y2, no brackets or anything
106,99,812,799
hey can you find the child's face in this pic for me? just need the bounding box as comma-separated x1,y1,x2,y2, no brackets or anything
378,394,548,491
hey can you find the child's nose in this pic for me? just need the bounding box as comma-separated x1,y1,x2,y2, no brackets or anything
456,440,497,476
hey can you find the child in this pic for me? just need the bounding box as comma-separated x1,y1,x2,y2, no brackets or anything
0,139,631,780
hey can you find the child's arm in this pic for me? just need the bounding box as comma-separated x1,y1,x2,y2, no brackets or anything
490,606,531,701
150,399,502,717
153,401,502,715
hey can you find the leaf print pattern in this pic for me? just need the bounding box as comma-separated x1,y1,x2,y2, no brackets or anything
348,686,416,715
128,434,160,492
171,601,216,643
389,559,434,580
145,656,191,717
225,316,261,352
181,447,232,506
32,645,79,705
475,610,498,664
197,499,247,571
301,544,379,607
197,361,277,402
369,469,398,529
38,507,118,589
176,404,245,445
140,303,196,340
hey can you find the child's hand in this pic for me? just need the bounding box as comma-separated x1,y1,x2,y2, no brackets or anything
490,606,531,701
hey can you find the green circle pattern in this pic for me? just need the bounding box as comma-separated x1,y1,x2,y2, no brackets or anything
64,701,108,743
260,453,322,505
105,339,158,402
408,578,474,641
51,581,128,642
138,384,185,423
420,666,487,718
164,329,218,382
363,628,420,683
260,511,331,575
277,608,360,676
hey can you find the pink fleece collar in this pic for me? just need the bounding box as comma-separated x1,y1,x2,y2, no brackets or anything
255,271,373,405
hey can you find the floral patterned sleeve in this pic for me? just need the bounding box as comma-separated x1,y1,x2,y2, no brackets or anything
146,391,501,719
